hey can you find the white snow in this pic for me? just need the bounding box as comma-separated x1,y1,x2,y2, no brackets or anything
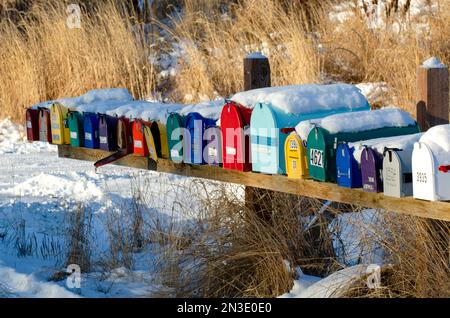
280,265,370,298
0,118,56,155
417,124,450,164
246,52,267,59
296,108,416,137
33,89,224,123
349,133,423,164
421,57,447,69
232,83,369,114
355,82,390,105
0,262,79,298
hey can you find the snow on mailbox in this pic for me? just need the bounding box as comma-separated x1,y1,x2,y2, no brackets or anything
38,108,52,143
25,108,40,142
412,125,450,201
68,111,85,147
304,108,420,182
50,103,71,145
220,101,253,172
232,84,370,175
83,113,100,149
167,113,187,163
99,114,118,152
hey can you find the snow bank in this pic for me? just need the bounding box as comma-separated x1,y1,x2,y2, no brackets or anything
296,108,416,137
0,172,103,202
0,118,56,155
232,83,369,114
349,133,423,163
421,57,446,69
34,88,134,109
280,265,370,298
418,124,450,164
33,89,225,123
0,264,78,298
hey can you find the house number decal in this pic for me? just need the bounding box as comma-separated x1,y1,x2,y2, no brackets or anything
416,172,428,183
310,149,323,168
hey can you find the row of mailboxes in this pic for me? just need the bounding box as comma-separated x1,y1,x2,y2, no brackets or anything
305,109,420,183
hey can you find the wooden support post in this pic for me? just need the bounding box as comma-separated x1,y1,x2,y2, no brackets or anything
416,57,450,267
416,59,449,131
243,53,273,219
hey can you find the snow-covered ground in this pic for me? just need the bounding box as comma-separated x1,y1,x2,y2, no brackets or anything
0,115,382,298
0,118,232,297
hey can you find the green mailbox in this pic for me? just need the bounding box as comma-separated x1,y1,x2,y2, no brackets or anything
304,108,421,183
166,112,187,163
68,111,85,147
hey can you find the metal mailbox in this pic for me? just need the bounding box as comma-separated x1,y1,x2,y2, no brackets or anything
50,103,70,145
336,143,363,188
99,114,118,151
220,101,252,172
412,125,450,201
166,113,187,163
185,112,217,165
360,146,384,193
25,108,40,142
83,113,100,149
306,109,420,182
284,131,309,179
67,111,85,147
204,126,222,166
38,108,52,143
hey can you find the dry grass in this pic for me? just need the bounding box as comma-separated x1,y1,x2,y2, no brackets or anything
341,214,450,298
0,0,155,121
170,0,324,103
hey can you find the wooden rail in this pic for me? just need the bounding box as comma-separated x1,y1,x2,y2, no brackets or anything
58,145,450,222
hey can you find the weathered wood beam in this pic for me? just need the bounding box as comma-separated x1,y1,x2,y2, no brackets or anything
58,145,450,222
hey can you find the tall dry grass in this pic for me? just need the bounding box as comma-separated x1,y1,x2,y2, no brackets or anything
169,0,324,103
320,0,450,113
0,0,155,121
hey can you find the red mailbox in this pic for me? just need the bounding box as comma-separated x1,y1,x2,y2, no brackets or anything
132,119,152,157
26,108,40,141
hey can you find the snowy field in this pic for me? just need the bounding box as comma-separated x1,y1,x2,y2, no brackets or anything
0,117,383,298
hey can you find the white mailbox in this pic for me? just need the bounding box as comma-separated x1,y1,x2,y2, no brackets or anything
412,125,450,201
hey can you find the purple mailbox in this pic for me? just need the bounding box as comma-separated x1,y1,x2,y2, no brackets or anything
360,146,384,193
99,114,118,151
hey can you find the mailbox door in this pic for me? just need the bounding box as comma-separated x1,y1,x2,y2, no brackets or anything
167,113,185,163
361,148,383,192
26,109,40,141
204,126,222,166
143,125,158,161
307,128,328,182
285,133,308,179
83,113,100,149
412,143,437,201
383,150,403,198
132,120,150,157
39,109,52,143
221,102,252,172
150,121,163,159
99,115,118,152
68,112,84,147
50,104,70,145
250,104,278,174
157,122,169,159
336,144,352,188
117,118,133,153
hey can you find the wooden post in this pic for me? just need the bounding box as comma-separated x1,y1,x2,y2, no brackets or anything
416,58,449,131
244,53,271,91
243,53,272,218
416,57,450,269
